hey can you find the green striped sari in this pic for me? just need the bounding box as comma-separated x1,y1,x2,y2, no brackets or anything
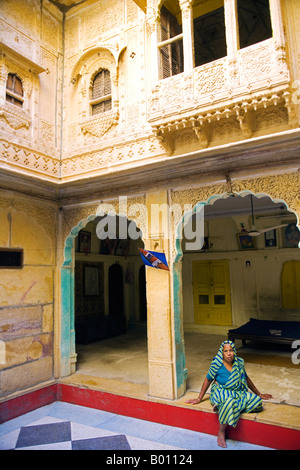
207,341,263,427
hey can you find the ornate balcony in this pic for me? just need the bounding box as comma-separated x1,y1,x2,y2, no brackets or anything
148,38,295,155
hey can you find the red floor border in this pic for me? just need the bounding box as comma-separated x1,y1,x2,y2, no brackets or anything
1,383,299,450
0,384,57,424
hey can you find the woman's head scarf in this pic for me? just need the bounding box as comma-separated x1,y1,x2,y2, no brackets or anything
217,340,237,359
207,340,248,391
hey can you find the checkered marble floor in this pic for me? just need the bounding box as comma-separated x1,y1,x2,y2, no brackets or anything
0,402,273,450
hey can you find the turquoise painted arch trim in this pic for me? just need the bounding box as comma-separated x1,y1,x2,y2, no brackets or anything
60,214,97,377
60,211,144,377
172,200,205,394
173,189,298,262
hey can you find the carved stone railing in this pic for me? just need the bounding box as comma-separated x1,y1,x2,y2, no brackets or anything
148,38,294,155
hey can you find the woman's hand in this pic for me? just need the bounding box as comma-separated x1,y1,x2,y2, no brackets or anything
185,398,201,405
259,393,273,400
185,378,212,406
247,376,273,400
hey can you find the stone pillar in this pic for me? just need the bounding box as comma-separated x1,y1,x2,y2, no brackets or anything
179,0,194,73
0,57,8,105
224,0,239,55
224,0,240,86
269,0,285,47
145,191,176,399
146,2,159,83
269,0,289,78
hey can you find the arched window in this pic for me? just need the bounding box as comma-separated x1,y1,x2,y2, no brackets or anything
90,69,112,115
6,73,24,108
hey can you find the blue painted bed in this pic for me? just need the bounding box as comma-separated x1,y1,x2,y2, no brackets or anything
228,318,300,346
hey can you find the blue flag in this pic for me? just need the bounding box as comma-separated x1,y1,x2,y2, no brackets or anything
138,248,169,271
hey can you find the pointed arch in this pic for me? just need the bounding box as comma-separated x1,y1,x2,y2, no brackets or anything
174,189,299,262
60,208,145,377
171,182,300,397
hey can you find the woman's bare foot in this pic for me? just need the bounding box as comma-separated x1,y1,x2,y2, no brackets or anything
217,431,227,448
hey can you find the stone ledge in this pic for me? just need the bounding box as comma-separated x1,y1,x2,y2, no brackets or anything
1,380,299,449
59,373,300,432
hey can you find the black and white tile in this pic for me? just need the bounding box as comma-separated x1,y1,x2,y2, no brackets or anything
0,402,273,451
0,415,183,451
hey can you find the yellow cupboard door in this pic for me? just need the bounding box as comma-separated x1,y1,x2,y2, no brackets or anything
281,261,300,309
192,260,232,325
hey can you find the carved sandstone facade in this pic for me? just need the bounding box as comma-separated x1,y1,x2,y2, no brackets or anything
0,0,300,401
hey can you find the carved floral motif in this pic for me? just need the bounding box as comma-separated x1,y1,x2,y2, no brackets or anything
0,104,31,130
148,37,294,155
194,61,226,96
170,171,300,261
62,194,147,246
80,109,119,138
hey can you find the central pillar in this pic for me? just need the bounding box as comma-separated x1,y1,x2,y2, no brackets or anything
145,191,176,400
179,0,194,73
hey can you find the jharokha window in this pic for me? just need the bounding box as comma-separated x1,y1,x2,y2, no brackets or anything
158,0,273,79
6,73,24,108
91,69,112,115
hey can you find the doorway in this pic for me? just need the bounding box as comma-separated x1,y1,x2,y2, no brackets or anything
72,215,148,384
109,264,124,316
139,265,147,322
192,260,232,325
182,193,300,330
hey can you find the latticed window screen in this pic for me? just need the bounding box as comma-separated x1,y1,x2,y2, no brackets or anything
159,6,183,79
193,6,226,67
91,70,112,115
158,0,273,79
6,73,23,107
237,0,272,49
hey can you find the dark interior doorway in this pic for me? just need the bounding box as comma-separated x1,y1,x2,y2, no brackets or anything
74,216,148,383
109,264,124,316
139,265,147,321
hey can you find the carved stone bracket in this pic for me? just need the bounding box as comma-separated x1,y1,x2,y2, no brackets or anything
0,103,31,130
150,85,295,155
80,109,119,138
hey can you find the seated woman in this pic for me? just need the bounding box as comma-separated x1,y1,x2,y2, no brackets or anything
185,340,273,448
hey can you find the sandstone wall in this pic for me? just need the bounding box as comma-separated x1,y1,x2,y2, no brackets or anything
0,193,57,397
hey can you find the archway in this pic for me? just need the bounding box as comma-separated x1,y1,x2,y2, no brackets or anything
172,189,300,398
60,212,147,380
109,264,124,316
